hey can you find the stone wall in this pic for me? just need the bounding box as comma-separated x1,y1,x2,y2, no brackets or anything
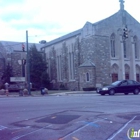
46,34,111,90
11,52,22,77
80,35,111,86
79,66,96,90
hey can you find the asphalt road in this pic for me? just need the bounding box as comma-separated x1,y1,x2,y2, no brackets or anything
0,93,140,140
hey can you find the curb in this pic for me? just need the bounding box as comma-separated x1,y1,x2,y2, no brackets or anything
0,91,98,97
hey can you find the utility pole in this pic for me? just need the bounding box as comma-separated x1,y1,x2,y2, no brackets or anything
26,30,31,95
21,43,26,77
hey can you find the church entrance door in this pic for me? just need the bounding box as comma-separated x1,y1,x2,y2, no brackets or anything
112,73,118,82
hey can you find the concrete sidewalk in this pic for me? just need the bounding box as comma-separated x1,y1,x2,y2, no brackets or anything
51,91,97,96
0,90,98,97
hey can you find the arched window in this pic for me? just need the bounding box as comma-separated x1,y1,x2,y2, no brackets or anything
134,36,138,59
125,64,130,80
123,41,127,58
110,33,115,57
57,55,62,81
68,52,74,80
136,65,140,82
111,63,119,82
86,73,90,82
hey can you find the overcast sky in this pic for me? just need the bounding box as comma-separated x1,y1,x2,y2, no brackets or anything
0,0,140,43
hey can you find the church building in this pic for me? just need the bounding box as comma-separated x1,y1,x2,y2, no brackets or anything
42,0,140,90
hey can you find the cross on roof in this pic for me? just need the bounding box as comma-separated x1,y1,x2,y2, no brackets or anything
119,0,125,10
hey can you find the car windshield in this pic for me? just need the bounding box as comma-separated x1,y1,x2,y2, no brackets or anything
111,81,121,86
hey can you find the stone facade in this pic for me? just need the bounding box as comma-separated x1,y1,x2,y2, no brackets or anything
79,61,96,90
0,43,8,85
42,1,140,90
80,36,111,86
11,52,25,77
0,41,43,86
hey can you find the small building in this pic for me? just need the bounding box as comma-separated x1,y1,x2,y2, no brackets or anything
0,41,43,86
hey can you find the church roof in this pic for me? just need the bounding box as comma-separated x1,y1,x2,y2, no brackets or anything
92,10,140,27
79,60,95,67
43,11,122,49
92,11,119,26
44,29,82,47
42,0,140,49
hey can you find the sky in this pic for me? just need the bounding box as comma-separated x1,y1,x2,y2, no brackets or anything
0,0,140,43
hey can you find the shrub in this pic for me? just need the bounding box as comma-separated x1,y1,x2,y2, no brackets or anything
59,84,68,90
83,87,97,91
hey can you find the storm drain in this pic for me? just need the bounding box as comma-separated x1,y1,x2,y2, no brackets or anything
36,115,80,124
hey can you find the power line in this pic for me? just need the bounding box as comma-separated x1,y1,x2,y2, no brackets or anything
2,42,41,47
2,42,23,47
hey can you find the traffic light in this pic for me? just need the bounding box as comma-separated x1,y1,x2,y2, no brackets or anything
22,43,25,51
123,26,128,39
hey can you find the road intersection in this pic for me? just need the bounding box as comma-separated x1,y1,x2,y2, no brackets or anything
0,93,140,140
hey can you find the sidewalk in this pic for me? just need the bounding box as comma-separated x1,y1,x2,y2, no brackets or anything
31,90,97,97
0,90,98,97
51,91,97,96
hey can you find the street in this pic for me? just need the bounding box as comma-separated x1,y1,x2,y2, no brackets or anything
0,93,140,140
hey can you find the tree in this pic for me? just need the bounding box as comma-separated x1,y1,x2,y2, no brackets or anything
41,72,50,87
29,44,50,89
1,63,13,84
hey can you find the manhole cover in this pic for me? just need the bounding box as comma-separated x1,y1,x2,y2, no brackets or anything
36,115,80,124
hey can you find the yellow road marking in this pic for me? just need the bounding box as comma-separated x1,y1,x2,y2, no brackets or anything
51,116,56,119
72,137,79,140
12,128,24,134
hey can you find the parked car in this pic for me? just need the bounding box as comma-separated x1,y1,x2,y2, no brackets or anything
96,80,140,95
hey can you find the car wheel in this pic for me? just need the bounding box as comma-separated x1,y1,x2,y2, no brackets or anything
133,89,139,95
124,93,129,95
109,89,115,95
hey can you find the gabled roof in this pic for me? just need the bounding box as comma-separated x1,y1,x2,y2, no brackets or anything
92,10,140,27
43,11,120,49
92,11,120,26
44,29,82,47
79,60,95,67
43,9,140,49
124,10,140,24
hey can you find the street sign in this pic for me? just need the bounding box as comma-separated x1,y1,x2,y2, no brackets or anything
10,77,25,82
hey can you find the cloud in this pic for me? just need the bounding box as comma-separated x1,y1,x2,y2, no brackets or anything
0,0,24,7
0,0,140,43
1,13,23,22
